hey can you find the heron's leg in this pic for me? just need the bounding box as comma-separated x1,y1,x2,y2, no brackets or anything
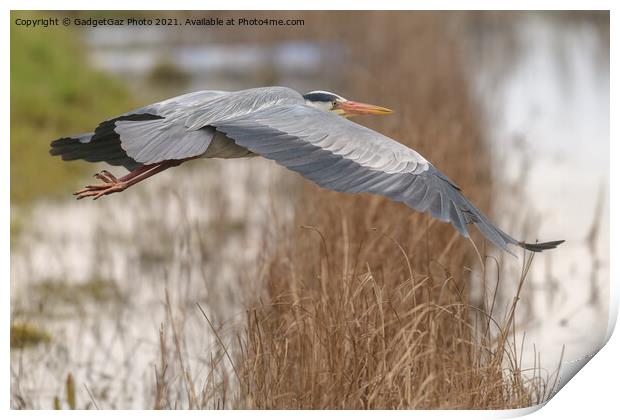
74,157,198,200
118,165,158,182
75,162,177,200
92,165,154,184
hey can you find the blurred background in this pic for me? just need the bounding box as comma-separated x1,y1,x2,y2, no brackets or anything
10,11,609,409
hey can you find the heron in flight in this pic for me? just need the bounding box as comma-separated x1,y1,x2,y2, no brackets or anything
50,86,563,254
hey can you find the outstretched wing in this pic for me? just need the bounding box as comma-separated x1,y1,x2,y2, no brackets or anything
213,104,563,254
50,87,306,167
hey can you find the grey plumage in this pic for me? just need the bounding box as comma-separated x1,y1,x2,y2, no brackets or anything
212,105,523,254
49,86,563,254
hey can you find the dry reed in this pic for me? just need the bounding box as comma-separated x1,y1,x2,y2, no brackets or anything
192,12,550,409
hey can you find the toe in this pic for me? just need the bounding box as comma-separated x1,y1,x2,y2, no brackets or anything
101,170,118,182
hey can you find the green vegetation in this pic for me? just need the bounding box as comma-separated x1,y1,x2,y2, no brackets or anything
10,11,136,204
148,58,191,87
12,278,126,321
10,323,51,348
31,278,125,317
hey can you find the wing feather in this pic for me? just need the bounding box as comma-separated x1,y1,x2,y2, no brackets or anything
212,104,557,253
96,87,306,165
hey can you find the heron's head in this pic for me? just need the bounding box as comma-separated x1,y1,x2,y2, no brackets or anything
303,91,393,118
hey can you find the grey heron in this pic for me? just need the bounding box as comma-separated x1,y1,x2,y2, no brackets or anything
50,86,563,254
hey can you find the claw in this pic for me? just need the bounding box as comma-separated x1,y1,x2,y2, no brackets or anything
93,170,119,184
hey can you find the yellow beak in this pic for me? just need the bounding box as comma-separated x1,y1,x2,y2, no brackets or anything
338,100,393,117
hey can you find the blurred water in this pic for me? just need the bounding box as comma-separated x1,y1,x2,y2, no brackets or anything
86,26,343,93
10,15,609,408
467,14,609,387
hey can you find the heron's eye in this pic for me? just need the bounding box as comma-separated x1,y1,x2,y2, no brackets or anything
331,100,338,108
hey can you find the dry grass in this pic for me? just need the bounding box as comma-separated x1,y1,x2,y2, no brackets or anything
236,234,547,409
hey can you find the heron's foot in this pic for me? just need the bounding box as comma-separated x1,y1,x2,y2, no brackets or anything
74,171,127,200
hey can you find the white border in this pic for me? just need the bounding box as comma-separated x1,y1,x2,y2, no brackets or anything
2,0,618,10
3,1,617,418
